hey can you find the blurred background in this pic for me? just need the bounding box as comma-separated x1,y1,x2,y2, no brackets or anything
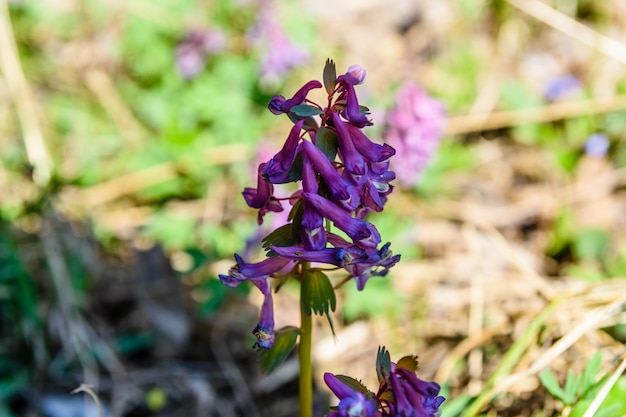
2,0,626,416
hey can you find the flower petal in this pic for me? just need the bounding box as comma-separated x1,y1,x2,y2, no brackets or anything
268,80,322,114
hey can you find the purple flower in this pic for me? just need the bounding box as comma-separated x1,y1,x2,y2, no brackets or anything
336,69,372,128
263,120,305,183
271,245,367,267
324,348,445,417
219,254,296,349
346,123,395,163
175,29,227,79
345,242,400,290
303,193,378,246
243,163,284,225
268,80,322,115
346,64,367,85
384,365,445,417
332,113,368,176
249,0,309,84
222,61,404,352
584,133,610,157
347,161,396,215
324,373,379,417
544,74,581,101
383,83,445,187
250,277,275,349
301,154,327,250
301,140,360,211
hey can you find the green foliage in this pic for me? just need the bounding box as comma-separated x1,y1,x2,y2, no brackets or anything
323,59,337,95
335,375,371,396
315,127,339,162
343,275,404,321
569,374,626,417
439,392,473,417
376,346,392,384
301,269,336,333
396,355,419,372
262,224,297,256
0,221,43,387
572,229,611,262
539,352,626,416
290,104,324,117
258,326,299,373
414,139,476,198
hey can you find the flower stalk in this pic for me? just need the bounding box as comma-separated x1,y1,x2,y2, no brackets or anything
299,262,313,417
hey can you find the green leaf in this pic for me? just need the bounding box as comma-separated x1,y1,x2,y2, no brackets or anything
581,352,602,393
290,104,324,117
323,58,337,94
376,346,392,384
334,375,371,396
301,269,336,317
539,369,570,404
259,326,299,373
396,355,419,373
571,376,626,417
262,224,296,255
440,394,473,417
288,151,304,182
287,112,319,130
315,127,338,161
563,369,582,404
573,229,611,262
288,199,304,243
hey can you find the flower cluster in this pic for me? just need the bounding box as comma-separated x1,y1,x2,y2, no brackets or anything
324,347,445,417
219,60,400,349
382,83,445,188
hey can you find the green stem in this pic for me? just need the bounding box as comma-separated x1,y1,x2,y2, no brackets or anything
299,262,313,417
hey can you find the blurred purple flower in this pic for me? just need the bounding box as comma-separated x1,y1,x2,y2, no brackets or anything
584,133,610,157
175,29,227,79
544,74,581,102
249,0,309,84
383,83,445,188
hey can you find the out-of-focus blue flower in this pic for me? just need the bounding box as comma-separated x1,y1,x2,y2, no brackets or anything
383,83,445,188
175,29,226,79
584,133,610,157
544,74,582,102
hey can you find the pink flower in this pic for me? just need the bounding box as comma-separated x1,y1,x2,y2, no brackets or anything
383,83,445,187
